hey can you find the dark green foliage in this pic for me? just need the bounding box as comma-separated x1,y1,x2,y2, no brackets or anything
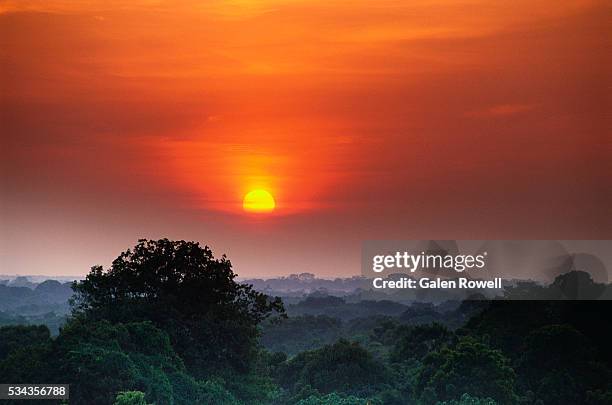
295,392,382,404
48,317,247,405
196,380,240,404
54,319,190,404
0,311,67,336
260,315,343,355
398,303,443,324
586,389,612,405
391,323,453,362
71,238,284,376
288,296,410,320
461,300,555,356
461,299,612,405
0,324,50,359
114,391,150,405
517,324,611,405
278,339,389,397
436,393,497,405
0,325,53,382
416,336,517,405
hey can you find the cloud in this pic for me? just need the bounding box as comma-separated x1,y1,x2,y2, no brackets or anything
466,103,536,118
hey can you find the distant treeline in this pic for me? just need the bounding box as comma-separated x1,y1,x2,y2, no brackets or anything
0,280,72,334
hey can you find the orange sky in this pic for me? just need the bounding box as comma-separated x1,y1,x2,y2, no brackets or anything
1,0,610,276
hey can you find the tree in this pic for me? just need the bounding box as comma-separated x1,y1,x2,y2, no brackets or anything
114,391,150,405
55,319,186,405
196,380,240,405
416,337,517,405
0,325,50,360
550,271,606,300
436,393,497,405
71,239,284,376
279,339,389,397
518,324,611,405
391,323,453,362
260,315,343,355
0,325,53,382
461,301,555,357
296,392,381,405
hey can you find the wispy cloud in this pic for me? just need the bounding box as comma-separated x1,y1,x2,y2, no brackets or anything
466,103,536,118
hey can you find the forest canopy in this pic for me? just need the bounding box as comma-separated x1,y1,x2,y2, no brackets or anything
0,239,611,405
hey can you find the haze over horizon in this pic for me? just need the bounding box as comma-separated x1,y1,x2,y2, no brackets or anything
1,0,610,277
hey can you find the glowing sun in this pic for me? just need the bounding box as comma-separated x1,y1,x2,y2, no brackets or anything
243,189,276,213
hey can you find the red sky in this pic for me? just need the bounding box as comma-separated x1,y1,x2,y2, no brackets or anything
1,0,610,277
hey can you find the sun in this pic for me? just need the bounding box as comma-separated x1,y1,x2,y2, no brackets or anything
243,189,276,213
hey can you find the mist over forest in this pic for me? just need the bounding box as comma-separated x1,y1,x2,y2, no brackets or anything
1,240,611,404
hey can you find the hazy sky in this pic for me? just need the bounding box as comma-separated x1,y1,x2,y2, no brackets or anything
1,0,610,277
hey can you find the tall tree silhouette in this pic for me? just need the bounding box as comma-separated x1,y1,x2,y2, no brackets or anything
71,238,284,376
